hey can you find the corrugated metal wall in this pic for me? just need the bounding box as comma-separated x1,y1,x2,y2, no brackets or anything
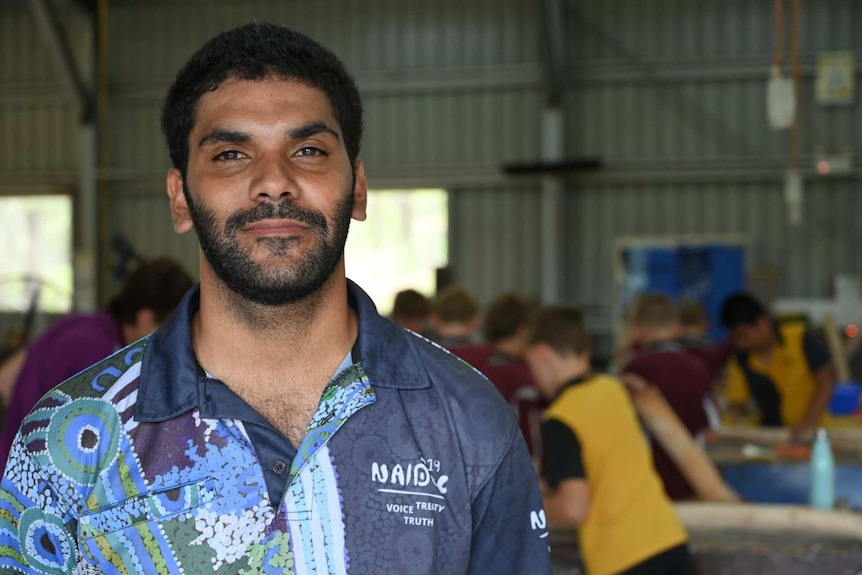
562,0,862,335
103,0,543,285
0,5,86,194
2,0,861,323
449,184,544,305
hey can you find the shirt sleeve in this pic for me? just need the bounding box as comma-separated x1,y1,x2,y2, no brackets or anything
0,440,78,572
726,358,750,405
541,418,585,487
803,329,832,373
467,426,553,575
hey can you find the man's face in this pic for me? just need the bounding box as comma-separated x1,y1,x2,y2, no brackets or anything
730,316,774,353
167,77,367,305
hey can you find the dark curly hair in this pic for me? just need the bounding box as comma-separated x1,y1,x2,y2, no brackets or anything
719,292,768,329
161,22,364,178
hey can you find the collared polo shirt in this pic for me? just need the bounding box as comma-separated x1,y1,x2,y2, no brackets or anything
622,341,716,500
727,322,831,426
0,281,552,574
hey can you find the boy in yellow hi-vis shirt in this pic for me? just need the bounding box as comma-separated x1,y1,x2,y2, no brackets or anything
719,292,834,440
526,305,691,575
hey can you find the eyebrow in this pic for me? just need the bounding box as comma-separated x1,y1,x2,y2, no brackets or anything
197,122,340,150
197,129,251,149
288,121,340,141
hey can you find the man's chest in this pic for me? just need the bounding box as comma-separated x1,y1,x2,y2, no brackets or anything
237,387,319,447
84,408,472,574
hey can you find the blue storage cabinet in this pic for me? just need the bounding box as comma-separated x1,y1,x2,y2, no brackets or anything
621,243,745,341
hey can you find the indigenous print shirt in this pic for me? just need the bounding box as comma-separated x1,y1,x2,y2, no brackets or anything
0,281,552,574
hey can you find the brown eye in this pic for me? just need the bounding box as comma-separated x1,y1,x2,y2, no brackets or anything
215,150,245,161
296,147,327,157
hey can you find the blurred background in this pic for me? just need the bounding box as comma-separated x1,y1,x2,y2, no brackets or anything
2,0,860,366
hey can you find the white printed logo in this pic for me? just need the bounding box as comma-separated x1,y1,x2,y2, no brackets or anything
371,458,449,497
372,457,449,527
531,509,549,543
530,509,547,530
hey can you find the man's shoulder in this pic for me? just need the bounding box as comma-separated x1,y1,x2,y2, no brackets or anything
399,331,518,434
448,343,494,365
405,332,502,391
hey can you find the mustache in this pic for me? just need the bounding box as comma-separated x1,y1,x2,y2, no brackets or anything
224,200,328,234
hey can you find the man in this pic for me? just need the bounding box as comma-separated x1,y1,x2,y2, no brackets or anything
720,292,835,439
0,23,551,574
622,293,722,500
527,305,691,575
0,257,192,474
430,285,481,348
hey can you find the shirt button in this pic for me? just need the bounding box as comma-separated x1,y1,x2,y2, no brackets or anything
273,460,287,474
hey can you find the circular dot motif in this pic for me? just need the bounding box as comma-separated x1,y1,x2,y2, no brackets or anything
47,398,121,481
19,507,76,574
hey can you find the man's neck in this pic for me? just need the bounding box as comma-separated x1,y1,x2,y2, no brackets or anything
192,266,358,385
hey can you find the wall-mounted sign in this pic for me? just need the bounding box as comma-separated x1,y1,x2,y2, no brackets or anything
816,51,855,106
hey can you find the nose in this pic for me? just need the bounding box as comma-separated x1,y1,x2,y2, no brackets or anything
250,153,298,202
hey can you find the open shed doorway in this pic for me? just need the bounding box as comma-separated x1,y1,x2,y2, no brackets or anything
345,188,447,316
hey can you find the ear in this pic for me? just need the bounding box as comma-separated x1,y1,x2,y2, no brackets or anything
167,168,194,234
351,159,368,222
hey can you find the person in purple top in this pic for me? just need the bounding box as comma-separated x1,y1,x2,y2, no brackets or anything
0,257,193,473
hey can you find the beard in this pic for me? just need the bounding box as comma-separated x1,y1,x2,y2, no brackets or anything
184,182,354,306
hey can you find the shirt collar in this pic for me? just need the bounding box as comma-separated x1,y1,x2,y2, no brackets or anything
551,371,595,403
136,279,428,423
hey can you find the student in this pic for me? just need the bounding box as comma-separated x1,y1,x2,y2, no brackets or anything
622,293,719,500
720,292,835,439
452,292,543,455
390,288,430,334
527,305,691,575
452,292,537,402
430,285,481,348
677,300,711,347
0,23,551,574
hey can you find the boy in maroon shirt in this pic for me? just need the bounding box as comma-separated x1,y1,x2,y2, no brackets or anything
622,294,730,500
451,293,544,458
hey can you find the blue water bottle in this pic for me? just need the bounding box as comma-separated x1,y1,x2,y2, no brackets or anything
809,428,836,509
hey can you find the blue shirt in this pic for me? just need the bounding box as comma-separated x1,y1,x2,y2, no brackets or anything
0,281,552,574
